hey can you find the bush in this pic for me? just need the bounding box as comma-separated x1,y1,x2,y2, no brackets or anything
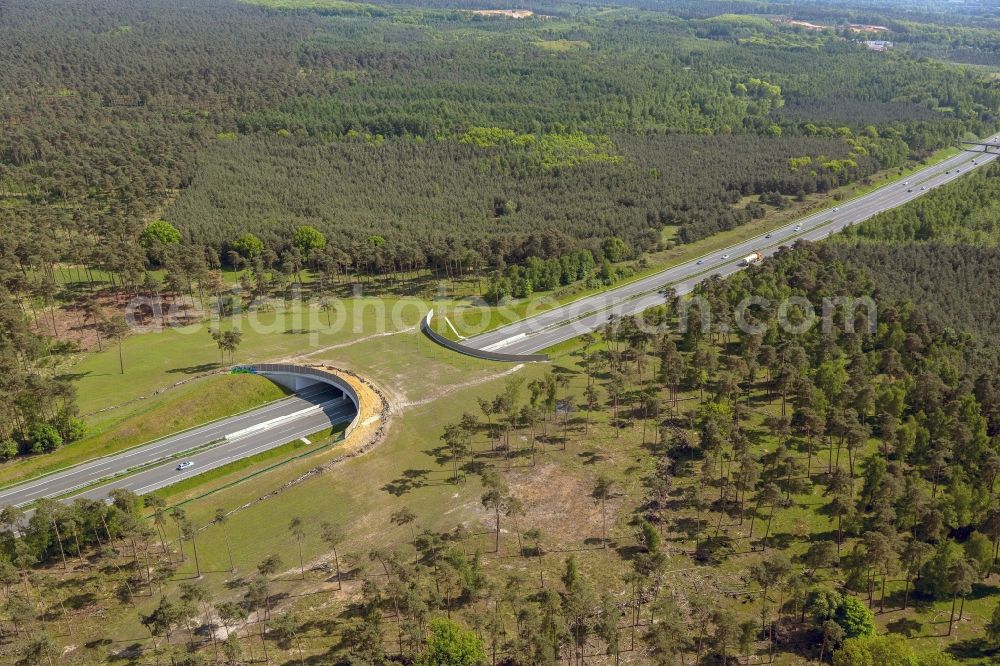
416,618,486,666
834,596,876,639
964,531,993,578
600,236,630,263
55,414,87,443
832,634,916,666
919,541,963,600
806,587,843,624
25,422,63,454
0,439,17,461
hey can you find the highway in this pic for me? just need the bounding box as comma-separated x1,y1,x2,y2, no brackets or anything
464,138,1000,355
0,383,357,508
8,142,994,507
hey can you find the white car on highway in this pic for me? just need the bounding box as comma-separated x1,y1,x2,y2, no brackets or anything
176,461,195,471
721,254,730,260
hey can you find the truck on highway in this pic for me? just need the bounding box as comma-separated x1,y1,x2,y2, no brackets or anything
739,251,763,267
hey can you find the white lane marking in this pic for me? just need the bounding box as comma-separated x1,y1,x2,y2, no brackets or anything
0,386,342,503
224,399,339,441
126,408,356,496
481,333,526,351
442,316,467,341
66,401,359,501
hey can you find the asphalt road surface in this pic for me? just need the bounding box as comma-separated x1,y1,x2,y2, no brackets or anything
465,139,1000,355
0,382,357,507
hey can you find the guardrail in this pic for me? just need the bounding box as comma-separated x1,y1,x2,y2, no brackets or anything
248,364,362,438
421,310,549,363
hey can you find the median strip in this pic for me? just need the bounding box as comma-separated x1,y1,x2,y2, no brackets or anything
224,399,338,441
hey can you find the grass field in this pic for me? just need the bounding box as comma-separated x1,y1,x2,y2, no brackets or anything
1,295,429,490
66,297,429,416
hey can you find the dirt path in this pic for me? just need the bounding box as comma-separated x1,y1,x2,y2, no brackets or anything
290,326,416,360
394,363,525,411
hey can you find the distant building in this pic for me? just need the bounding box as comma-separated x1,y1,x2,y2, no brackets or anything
863,40,894,52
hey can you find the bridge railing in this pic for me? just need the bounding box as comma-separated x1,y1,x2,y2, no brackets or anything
960,141,998,152
421,310,548,363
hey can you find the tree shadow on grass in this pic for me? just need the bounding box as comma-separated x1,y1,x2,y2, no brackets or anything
672,516,705,541
422,445,450,467
968,580,1000,601
804,528,839,543
166,362,222,374
105,642,143,662
642,438,669,457
299,617,339,636
65,591,99,610
578,450,607,465
764,532,798,550
550,365,577,378
85,637,113,650
614,544,646,562
55,371,92,382
947,637,995,661
268,591,291,608
745,428,770,447
382,469,432,496
886,616,923,637
224,576,249,590
298,631,364,666
194,621,221,639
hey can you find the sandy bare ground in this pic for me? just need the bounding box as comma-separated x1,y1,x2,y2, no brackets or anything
471,9,534,18
35,291,205,351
